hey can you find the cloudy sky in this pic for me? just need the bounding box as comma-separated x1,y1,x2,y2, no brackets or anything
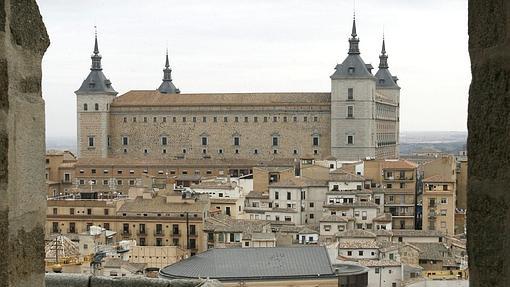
38,0,469,139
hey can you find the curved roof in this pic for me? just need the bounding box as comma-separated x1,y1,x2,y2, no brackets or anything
160,246,335,281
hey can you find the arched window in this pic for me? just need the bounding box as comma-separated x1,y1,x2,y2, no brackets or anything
94,103,99,111
83,103,88,111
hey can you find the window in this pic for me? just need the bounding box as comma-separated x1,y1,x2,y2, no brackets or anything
254,149,258,154
153,117,157,122
104,209,109,215
287,192,291,200
275,191,279,200
273,116,277,122
348,67,355,74
190,224,196,235
358,251,364,256
88,136,95,147
161,136,168,146
263,116,268,122
143,117,147,123
192,116,196,122
283,116,288,122
347,106,353,118
69,222,76,233
254,116,258,122
122,136,129,146
272,136,279,146
441,198,448,204
203,116,207,122
94,103,99,111
163,117,167,122
309,213,314,219
347,135,354,145
309,202,314,208
443,184,449,191
313,136,319,146
218,149,223,154
83,103,88,111
234,116,239,122
223,116,228,122
293,116,297,122
233,136,240,146
293,149,298,155
375,267,380,274
201,137,208,146
348,88,354,100
303,116,308,122
347,251,352,256
123,117,127,123
172,117,176,122
182,117,186,122
132,117,136,122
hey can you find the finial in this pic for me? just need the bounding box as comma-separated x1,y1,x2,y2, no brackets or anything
93,26,99,55
165,48,170,68
381,33,386,55
351,15,357,38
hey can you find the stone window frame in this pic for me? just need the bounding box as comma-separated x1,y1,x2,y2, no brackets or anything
83,103,88,111
200,133,209,146
160,134,168,146
232,132,241,146
347,106,354,118
94,103,99,111
271,132,280,147
348,88,354,100
87,136,95,148
122,136,129,146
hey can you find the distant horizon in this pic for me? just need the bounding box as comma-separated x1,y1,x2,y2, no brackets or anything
39,0,469,138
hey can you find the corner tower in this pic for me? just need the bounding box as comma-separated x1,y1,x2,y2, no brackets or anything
374,37,400,158
158,51,180,94
75,32,117,158
330,16,377,160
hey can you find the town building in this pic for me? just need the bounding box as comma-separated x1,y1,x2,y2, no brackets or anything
46,186,210,255
75,18,400,162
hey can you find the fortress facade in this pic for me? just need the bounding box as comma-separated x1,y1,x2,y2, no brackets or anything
76,18,400,161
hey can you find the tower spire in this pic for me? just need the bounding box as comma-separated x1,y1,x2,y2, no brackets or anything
348,13,360,55
91,27,102,70
158,50,180,94
379,35,388,69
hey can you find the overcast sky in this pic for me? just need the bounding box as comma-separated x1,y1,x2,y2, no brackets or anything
38,0,469,139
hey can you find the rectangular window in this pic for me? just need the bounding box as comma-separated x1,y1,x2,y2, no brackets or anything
182,117,186,122
233,137,240,146
244,116,248,122
203,116,207,122
272,137,279,146
347,106,353,118
192,117,196,122
293,116,297,122
163,117,167,122
347,135,354,145
88,137,94,147
348,88,354,100
201,137,208,146
122,136,129,146
263,116,268,122
273,116,277,122
224,116,228,122
213,117,217,122
303,116,308,122
234,116,239,122
287,192,292,200
254,116,258,122
132,117,136,122
161,136,168,146
143,117,147,123
313,136,319,146
313,116,318,122
153,117,157,122
173,117,176,122
275,191,279,200
104,209,109,215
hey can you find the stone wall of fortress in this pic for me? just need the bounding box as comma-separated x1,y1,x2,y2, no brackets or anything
107,104,332,161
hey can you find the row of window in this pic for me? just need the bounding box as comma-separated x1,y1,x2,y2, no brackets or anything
122,115,321,124
77,168,215,176
83,103,109,111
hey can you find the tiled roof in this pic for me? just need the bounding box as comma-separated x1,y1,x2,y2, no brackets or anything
410,243,449,261
338,240,380,249
269,176,327,188
368,159,418,170
391,230,445,237
298,227,319,235
204,215,270,236
159,246,336,280
374,229,393,237
329,169,366,182
117,196,208,214
373,213,392,222
320,215,350,223
245,191,268,199
112,91,331,107
359,259,401,267
336,229,376,238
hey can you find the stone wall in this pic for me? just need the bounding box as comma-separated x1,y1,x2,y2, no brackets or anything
45,274,222,287
467,0,510,286
0,1,49,287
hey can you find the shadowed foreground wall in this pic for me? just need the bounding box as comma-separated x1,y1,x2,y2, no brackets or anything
0,0,49,287
468,0,510,286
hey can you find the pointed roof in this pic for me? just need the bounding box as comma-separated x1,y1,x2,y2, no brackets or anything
331,16,375,80
75,31,117,95
158,50,180,94
375,36,400,89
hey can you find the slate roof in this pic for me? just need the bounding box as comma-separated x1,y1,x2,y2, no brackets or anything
375,68,399,89
331,54,375,80
159,246,336,281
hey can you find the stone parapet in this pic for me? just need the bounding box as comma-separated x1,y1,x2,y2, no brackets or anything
45,274,223,287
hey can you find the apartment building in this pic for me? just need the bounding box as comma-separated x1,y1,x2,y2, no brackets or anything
46,188,210,255
420,156,457,235
364,160,418,230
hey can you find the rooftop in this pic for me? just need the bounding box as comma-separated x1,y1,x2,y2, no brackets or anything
159,246,336,281
112,91,331,108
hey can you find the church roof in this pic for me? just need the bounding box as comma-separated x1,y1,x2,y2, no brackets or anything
111,91,331,107
75,33,117,96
